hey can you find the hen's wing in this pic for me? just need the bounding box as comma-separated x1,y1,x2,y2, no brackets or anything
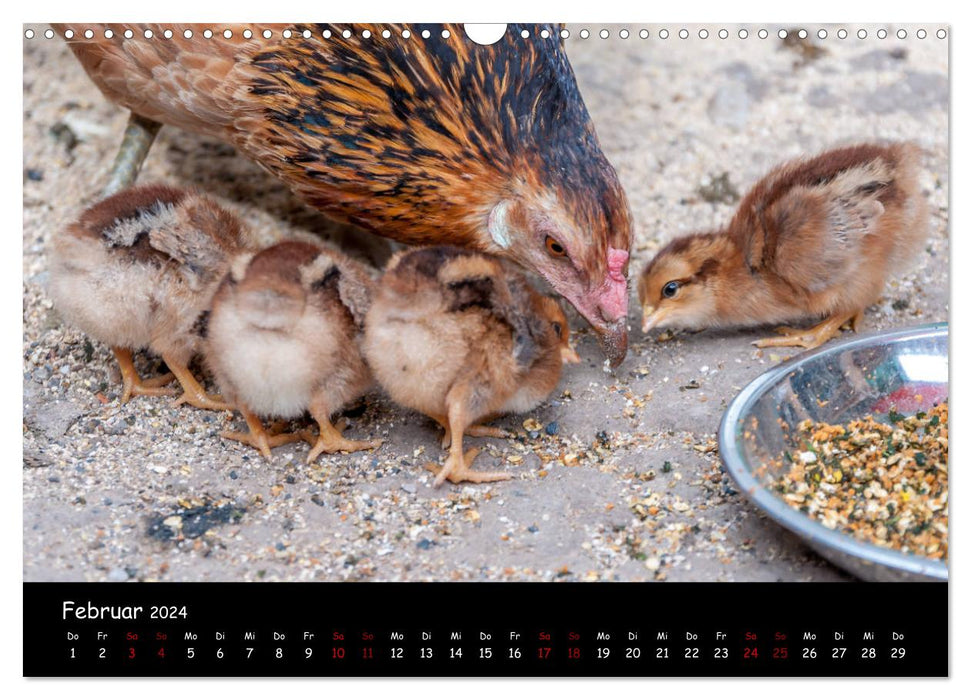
53,23,260,138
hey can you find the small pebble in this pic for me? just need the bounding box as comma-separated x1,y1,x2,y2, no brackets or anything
104,417,128,436
107,568,128,582
545,421,559,436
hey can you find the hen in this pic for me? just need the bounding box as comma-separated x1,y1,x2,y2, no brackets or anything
54,23,634,365
638,143,928,348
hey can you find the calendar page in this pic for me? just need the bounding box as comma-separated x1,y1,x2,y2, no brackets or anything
22,22,948,677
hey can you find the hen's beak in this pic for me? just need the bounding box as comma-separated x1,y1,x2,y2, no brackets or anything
641,306,667,334
560,248,630,367
560,345,582,364
593,248,630,367
598,320,628,368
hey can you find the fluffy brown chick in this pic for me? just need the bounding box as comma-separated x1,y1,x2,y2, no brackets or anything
205,240,382,462
49,184,249,409
363,246,579,486
638,143,928,348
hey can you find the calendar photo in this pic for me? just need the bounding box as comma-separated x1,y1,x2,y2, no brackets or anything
22,21,948,677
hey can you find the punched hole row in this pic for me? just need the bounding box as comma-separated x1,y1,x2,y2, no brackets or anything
26,26,948,41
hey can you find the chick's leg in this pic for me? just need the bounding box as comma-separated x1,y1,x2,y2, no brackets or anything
163,356,234,411
466,424,510,439
305,395,383,464
102,113,162,196
425,387,511,487
430,413,453,450
754,310,864,350
112,347,177,403
221,407,305,460
432,413,508,449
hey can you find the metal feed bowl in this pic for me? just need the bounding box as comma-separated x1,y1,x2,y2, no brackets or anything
718,323,948,581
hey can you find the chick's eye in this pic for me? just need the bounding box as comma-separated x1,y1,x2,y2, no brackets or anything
551,322,562,336
662,281,681,298
545,235,567,257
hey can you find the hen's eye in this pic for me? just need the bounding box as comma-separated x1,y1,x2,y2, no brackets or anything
545,235,567,257
662,281,681,298
551,322,563,336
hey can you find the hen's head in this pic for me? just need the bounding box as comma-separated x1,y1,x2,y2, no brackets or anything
467,24,633,366
485,185,630,366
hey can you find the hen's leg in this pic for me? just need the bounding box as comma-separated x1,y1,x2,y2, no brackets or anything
112,347,177,403
221,407,304,460
754,310,863,350
102,113,162,196
163,355,234,411
305,395,382,464
425,385,510,486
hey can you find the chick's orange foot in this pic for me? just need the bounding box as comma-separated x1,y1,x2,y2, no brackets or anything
753,310,864,350
112,347,178,403
425,448,511,486
166,360,234,412
305,416,383,464
220,409,305,460
437,419,510,450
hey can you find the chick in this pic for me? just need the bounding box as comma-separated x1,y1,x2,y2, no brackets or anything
205,241,382,462
638,143,928,348
49,184,248,409
363,246,580,486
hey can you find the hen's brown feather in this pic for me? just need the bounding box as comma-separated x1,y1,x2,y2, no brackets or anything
54,24,628,255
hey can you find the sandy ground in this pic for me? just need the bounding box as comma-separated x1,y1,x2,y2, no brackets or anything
22,24,948,582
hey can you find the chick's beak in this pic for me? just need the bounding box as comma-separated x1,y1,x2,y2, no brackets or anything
560,345,582,364
641,305,666,334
